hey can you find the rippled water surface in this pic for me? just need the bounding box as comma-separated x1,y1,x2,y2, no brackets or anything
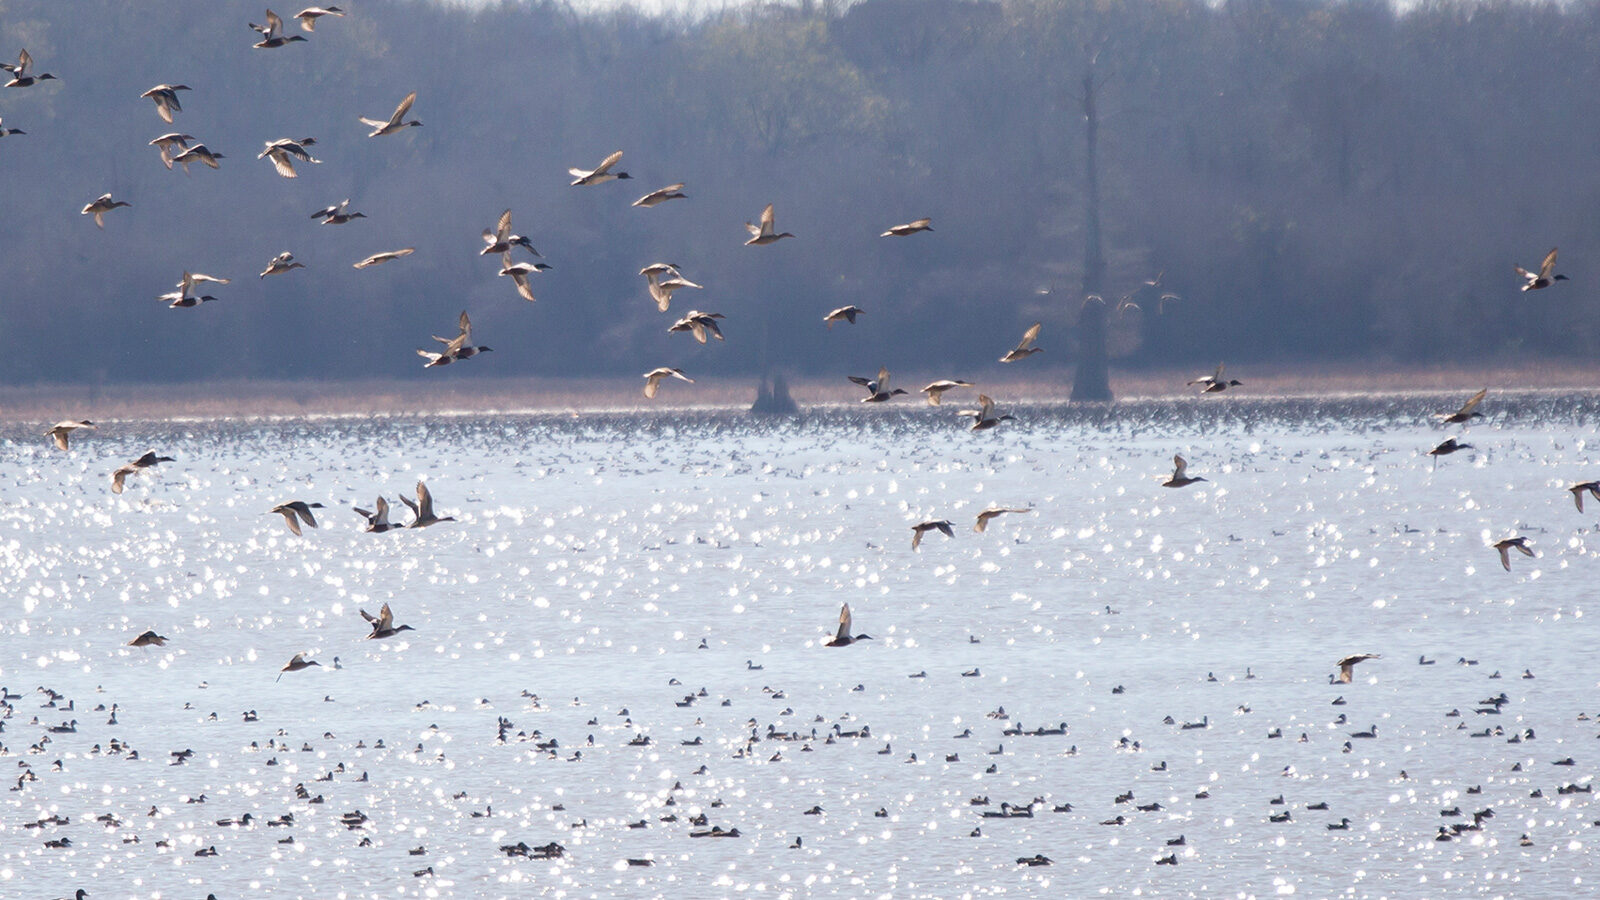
2,396,1598,898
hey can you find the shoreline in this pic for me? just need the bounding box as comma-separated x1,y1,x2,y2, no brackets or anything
3,361,1599,422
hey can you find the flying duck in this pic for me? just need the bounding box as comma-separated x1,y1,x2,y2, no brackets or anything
1335,653,1380,684
111,451,175,494
45,420,94,451
1187,362,1242,393
999,322,1042,362
568,150,630,186
0,116,23,137
354,496,400,533
1493,536,1534,571
481,209,541,257
849,366,908,402
669,310,725,344
128,630,169,648
250,11,309,48
259,252,305,279
823,603,871,647
974,506,1032,532
149,133,196,169
744,203,793,245
399,481,455,528
310,198,365,224
645,268,702,312
170,143,224,172
276,653,320,681
823,306,863,328
361,602,414,640
1,49,56,88
80,194,131,229
960,394,1014,431
294,5,345,30
500,254,551,302
643,367,693,399
361,91,421,136
1435,388,1487,424
1515,248,1567,291
919,379,972,405
880,217,932,237
258,137,319,178
1162,454,1206,488
1569,480,1600,513
1427,437,1473,468
353,248,414,269
911,519,955,550
140,84,190,123
632,182,685,207
270,501,325,536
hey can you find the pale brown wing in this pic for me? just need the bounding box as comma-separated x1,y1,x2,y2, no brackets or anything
1454,388,1488,417
1539,248,1558,281
593,150,623,175
759,203,775,232
391,91,417,125
495,209,512,242
835,604,852,643
415,481,434,518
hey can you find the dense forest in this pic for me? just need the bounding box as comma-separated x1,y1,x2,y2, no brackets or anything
0,0,1596,394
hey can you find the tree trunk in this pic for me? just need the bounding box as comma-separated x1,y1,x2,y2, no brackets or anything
1071,64,1113,402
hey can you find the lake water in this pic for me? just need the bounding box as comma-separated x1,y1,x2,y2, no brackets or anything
1,395,1597,898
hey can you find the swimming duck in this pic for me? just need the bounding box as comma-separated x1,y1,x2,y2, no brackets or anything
643,367,693,399
632,182,685,207
1335,653,1380,683
999,322,1042,362
1187,362,1242,393
399,481,455,528
149,133,195,170
823,306,863,328
310,198,365,225
1435,388,1487,424
353,248,414,269
140,84,190,123
170,143,224,172
1,49,56,88
1515,248,1567,291
960,394,1014,431
568,150,630,186
361,91,421,136
361,603,414,640
276,653,320,682
1162,454,1207,488
1569,480,1600,512
259,252,305,279
481,209,541,257
45,420,94,451
111,451,175,494
258,137,319,178
128,630,168,648
911,519,955,550
880,217,932,237
974,506,1032,532
823,603,871,647
849,366,908,402
270,501,325,536
744,203,793,245
354,496,400,533
250,11,309,48
294,5,344,30
1493,536,1534,571
645,268,702,312
669,310,725,344
500,254,551,302
80,194,131,229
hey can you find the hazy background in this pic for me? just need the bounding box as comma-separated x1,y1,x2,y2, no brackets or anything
0,0,1596,391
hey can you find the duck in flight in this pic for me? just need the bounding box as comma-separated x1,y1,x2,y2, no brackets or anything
911,519,955,550
823,603,871,647
1162,454,1207,488
1516,248,1567,291
0,116,23,138
880,217,932,237
270,501,325,536
400,481,455,528
258,137,319,178
128,630,169,648
2,49,56,88
353,248,415,269
643,367,693,399
311,199,365,225
276,653,320,682
920,379,972,405
974,506,1032,533
45,420,94,451
644,266,702,312
745,203,793,246
158,271,230,308
1187,362,1242,393
849,366,908,402
250,11,308,48
1334,653,1380,684
1427,437,1472,468
1435,387,1487,425
1493,536,1534,571
669,310,725,344
354,496,401,533
960,394,1014,431
823,306,863,328
481,209,541,258
633,183,686,207
111,451,175,494
361,91,421,136
500,253,551,302
259,252,305,279
149,133,196,170
294,5,345,31
999,322,1042,362
361,603,414,640
1569,480,1600,512
140,84,190,123
569,150,630,186
170,143,224,172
